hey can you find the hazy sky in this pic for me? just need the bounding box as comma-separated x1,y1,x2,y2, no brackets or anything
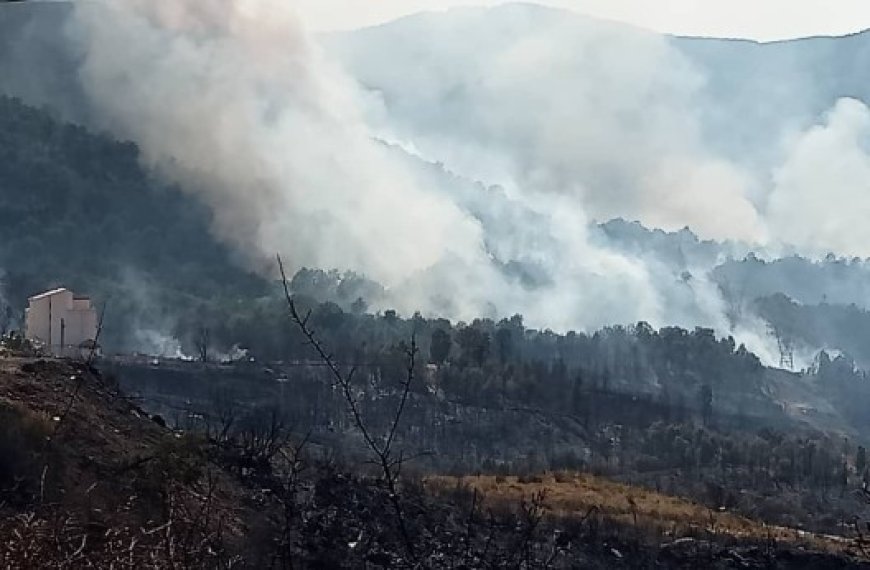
295,0,870,40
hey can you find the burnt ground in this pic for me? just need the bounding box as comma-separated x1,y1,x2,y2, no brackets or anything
0,356,868,568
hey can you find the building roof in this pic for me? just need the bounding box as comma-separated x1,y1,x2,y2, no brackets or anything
28,287,70,301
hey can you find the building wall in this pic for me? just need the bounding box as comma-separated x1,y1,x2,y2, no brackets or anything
25,289,98,356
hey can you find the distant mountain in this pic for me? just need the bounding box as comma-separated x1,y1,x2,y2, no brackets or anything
674,31,870,165
322,3,870,169
3,1,870,148
5,1,870,212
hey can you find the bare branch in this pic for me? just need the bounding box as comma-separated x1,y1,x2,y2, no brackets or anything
383,337,417,459
276,254,419,559
86,298,108,367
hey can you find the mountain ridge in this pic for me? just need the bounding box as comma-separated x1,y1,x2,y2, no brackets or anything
339,2,870,45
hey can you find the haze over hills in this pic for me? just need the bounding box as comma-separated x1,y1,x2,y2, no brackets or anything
6,1,870,165
2,1,870,368
0,94,269,354
8,3,870,567
323,3,870,250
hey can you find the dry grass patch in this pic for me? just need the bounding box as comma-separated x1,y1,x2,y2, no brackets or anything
425,472,866,558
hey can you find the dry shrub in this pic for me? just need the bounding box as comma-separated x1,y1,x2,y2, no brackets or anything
553,471,574,484
0,502,238,569
0,401,54,500
518,474,543,484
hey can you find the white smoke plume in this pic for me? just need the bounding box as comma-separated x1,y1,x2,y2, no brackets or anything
766,98,870,259
66,0,719,332
62,0,860,365
68,0,483,286
326,5,766,243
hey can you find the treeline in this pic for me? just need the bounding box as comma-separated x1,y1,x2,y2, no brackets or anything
119,302,869,537
714,254,870,309
756,293,870,370
179,271,774,426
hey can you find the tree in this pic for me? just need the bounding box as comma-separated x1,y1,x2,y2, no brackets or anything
495,326,513,364
350,297,367,315
841,461,849,497
699,384,713,426
430,328,451,366
457,326,490,368
196,326,210,363
278,255,419,559
0,305,11,336
858,446,867,476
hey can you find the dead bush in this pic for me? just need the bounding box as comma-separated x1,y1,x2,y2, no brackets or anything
0,402,54,502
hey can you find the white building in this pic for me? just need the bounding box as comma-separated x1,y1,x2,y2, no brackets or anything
25,288,98,357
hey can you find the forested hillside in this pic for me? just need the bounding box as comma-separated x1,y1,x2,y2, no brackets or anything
0,96,267,349
5,1,870,369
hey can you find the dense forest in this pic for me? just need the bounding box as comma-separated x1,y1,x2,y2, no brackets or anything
114,294,870,539
2,93,869,413
3,93,869,378
3,82,870,522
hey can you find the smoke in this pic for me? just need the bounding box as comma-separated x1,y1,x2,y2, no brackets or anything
65,0,724,334
325,5,870,264
68,0,483,286
59,1,865,366
326,5,765,243
0,269,14,335
107,268,193,358
766,98,870,259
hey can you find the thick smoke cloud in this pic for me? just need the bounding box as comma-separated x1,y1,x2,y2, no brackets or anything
61,0,864,365
326,5,765,243
68,0,483,286
66,0,738,335
325,5,870,262
766,98,870,258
